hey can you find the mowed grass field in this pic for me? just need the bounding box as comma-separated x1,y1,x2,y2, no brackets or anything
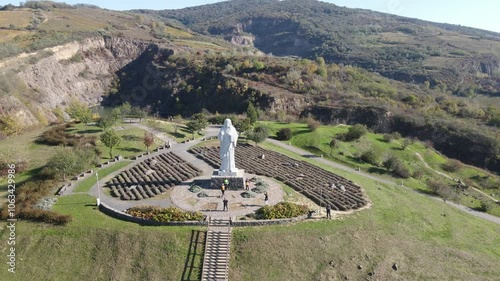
0,194,199,281
229,141,500,281
66,122,162,161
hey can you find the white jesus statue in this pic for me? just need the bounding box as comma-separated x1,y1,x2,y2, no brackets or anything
218,118,238,172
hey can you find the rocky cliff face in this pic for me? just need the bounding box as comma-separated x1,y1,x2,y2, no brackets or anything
0,36,153,130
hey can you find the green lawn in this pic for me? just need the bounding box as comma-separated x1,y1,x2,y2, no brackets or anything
146,118,197,143
261,121,500,216
67,122,161,161
0,140,498,280
0,194,201,281
73,160,132,193
230,175,500,280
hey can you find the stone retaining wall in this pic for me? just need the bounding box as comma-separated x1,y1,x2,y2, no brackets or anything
230,215,308,227
98,202,308,227
98,203,208,226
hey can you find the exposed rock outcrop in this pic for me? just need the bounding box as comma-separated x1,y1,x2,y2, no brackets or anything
0,36,153,129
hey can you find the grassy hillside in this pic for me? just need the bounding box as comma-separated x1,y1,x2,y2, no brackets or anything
0,194,198,281
0,2,224,60
263,121,500,216
0,149,498,280
230,171,500,280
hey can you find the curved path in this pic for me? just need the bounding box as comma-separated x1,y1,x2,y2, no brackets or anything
65,123,499,225
268,139,500,225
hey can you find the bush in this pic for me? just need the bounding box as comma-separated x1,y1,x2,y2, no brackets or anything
382,134,394,143
393,161,411,178
339,124,367,141
427,179,448,194
255,202,308,219
126,206,204,222
247,125,270,143
18,209,72,225
276,128,292,141
188,185,202,193
306,116,321,131
360,147,382,166
441,159,463,172
241,191,257,198
251,180,268,194
478,200,493,212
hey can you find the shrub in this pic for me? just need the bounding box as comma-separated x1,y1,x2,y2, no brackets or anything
241,191,257,198
441,159,463,172
306,116,320,131
251,180,268,194
126,206,204,222
188,185,202,193
276,128,292,141
360,147,382,166
478,200,493,212
197,192,208,198
382,134,394,143
255,202,308,219
18,209,72,225
339,124,367,141
427,179,448,194
393,161,411,178
247,125,270,143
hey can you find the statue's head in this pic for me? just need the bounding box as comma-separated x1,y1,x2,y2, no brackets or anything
223,118,232,128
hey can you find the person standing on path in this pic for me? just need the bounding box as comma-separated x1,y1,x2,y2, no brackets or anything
326,204,331,219
221,183,226,197
264,192,269,205
223,197,228,211
245,178,250,190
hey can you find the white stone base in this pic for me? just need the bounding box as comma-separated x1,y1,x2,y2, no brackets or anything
214,169,245,177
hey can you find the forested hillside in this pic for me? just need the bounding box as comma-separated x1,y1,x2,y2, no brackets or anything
140,0,500,97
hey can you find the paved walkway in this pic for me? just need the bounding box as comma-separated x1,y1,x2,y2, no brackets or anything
268,139,500,225
66,123,499,225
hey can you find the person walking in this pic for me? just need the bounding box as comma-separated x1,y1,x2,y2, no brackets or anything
221,183,226,197
245,179,250,190
264,192,269,205
224,178,229,189
223,197,228,211
326,204,331,219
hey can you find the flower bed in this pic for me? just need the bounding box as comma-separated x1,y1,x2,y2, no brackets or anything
126,206,204,222
255,202,308,219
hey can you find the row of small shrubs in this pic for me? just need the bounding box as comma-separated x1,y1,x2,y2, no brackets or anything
126,206,204,222
0,179,72,225
18,209,72,225
38,124,96,146
255,202,308,219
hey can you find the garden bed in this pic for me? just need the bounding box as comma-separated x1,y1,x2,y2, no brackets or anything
189,144,368,211
106,152,202,200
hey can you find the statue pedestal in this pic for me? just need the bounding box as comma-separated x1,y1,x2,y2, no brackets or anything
211,169,245,190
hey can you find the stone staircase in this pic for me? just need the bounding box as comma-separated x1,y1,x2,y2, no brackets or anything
201,218,232,281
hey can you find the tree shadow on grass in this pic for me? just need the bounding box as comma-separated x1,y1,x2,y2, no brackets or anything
367,167,389,175
122,134,142,141
170,131,187,139
120,147,142,153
